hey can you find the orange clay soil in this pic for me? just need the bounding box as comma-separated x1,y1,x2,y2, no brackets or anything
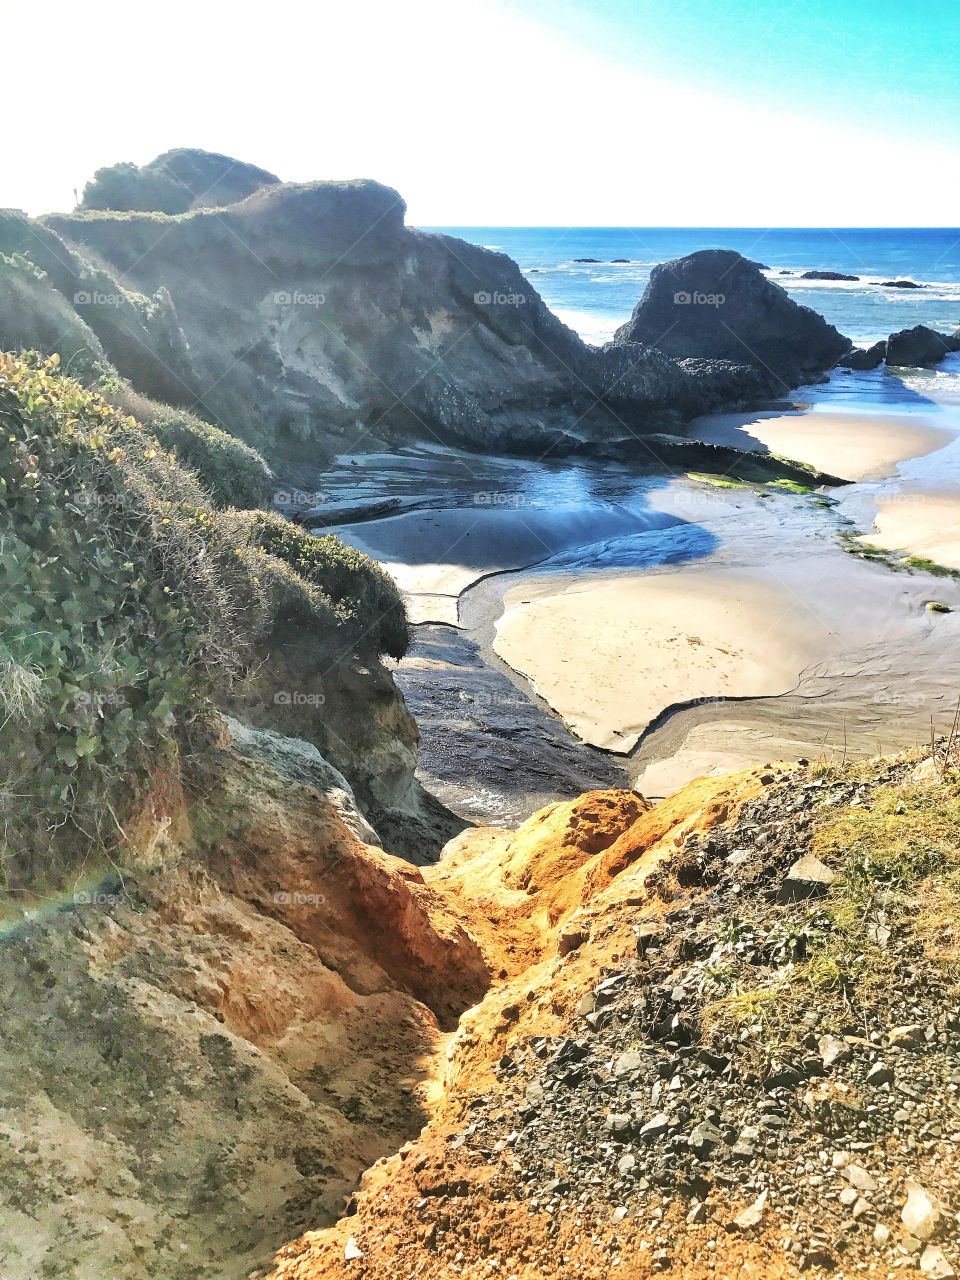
266,767,792,1280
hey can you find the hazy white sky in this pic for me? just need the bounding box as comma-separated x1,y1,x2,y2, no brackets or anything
5,0,958,225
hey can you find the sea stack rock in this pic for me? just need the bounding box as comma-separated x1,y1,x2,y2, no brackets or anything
800,269,859,281
885,325,960,368
612,249,851,387
837,340,887,370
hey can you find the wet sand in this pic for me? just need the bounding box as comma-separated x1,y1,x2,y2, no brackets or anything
861,489,960,570
687,408,950,481
491,547,960,755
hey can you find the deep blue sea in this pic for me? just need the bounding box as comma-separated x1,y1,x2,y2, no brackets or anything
429,228,960,348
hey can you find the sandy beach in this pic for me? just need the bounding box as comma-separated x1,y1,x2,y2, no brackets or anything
492,561,870,753
492,532,960,755
687,408,950,481
861,489,960,569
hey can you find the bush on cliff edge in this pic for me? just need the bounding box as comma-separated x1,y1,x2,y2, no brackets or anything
0,353,406,885
100,378,274,509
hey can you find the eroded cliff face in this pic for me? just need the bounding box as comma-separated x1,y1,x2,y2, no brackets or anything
269,756,960,1280
224,623,468,862
0,719,487,1280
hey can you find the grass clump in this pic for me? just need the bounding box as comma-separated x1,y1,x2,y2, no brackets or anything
241,511,409,659
685,472,748,489
814,779,960,968
904,555,960,580
100,379,273,509
765,478,813,495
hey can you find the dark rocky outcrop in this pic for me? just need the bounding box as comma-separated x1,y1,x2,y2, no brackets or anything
837,340,887,370
800,270,859,281
17,185,815,461
881,279,923,289
885,324,960,367
0,209,200,404
2,172,865,463
612,249,851,390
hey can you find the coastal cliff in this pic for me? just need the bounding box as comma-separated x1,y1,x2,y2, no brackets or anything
6,155,955,1280
1,151,849,467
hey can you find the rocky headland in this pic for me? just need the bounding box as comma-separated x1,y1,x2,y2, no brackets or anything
2,150,860,474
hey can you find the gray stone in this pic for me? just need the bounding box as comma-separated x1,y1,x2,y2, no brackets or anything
688,1121,724,1155
614,1050,646,1077
640,1112,671,1140
902,1180,942,1240
779,854,836,901
844,1163,878,1192
818,1034,850,1069
920,1245,955,1279
866,1061,894,1086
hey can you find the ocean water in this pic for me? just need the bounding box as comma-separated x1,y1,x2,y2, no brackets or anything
429,227,960,348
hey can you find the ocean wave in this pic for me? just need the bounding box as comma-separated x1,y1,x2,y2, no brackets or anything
552,308,622,346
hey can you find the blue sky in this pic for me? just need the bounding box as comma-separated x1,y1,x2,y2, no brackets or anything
513,0,958,150
5,0,958,225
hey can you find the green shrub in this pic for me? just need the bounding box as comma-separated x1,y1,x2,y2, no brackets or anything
79,161,192,215
243,511,409,659
0,352,272,882
99,379,273,509
0,251,46,282
0,353,406,885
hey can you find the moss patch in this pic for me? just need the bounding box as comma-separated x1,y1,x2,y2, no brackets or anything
685,472,748,489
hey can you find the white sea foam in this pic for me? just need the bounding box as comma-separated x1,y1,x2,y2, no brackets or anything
552,308,623,346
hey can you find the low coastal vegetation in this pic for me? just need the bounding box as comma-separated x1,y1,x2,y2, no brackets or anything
685,469,814,495
0,352,406,888
99,377,274,508
702,755,960,1058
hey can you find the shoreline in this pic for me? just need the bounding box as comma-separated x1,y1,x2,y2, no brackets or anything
331,402,960,813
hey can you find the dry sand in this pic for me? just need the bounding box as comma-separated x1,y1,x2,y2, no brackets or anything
493,569,836,752
861,488,960,569
688,409,950,481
